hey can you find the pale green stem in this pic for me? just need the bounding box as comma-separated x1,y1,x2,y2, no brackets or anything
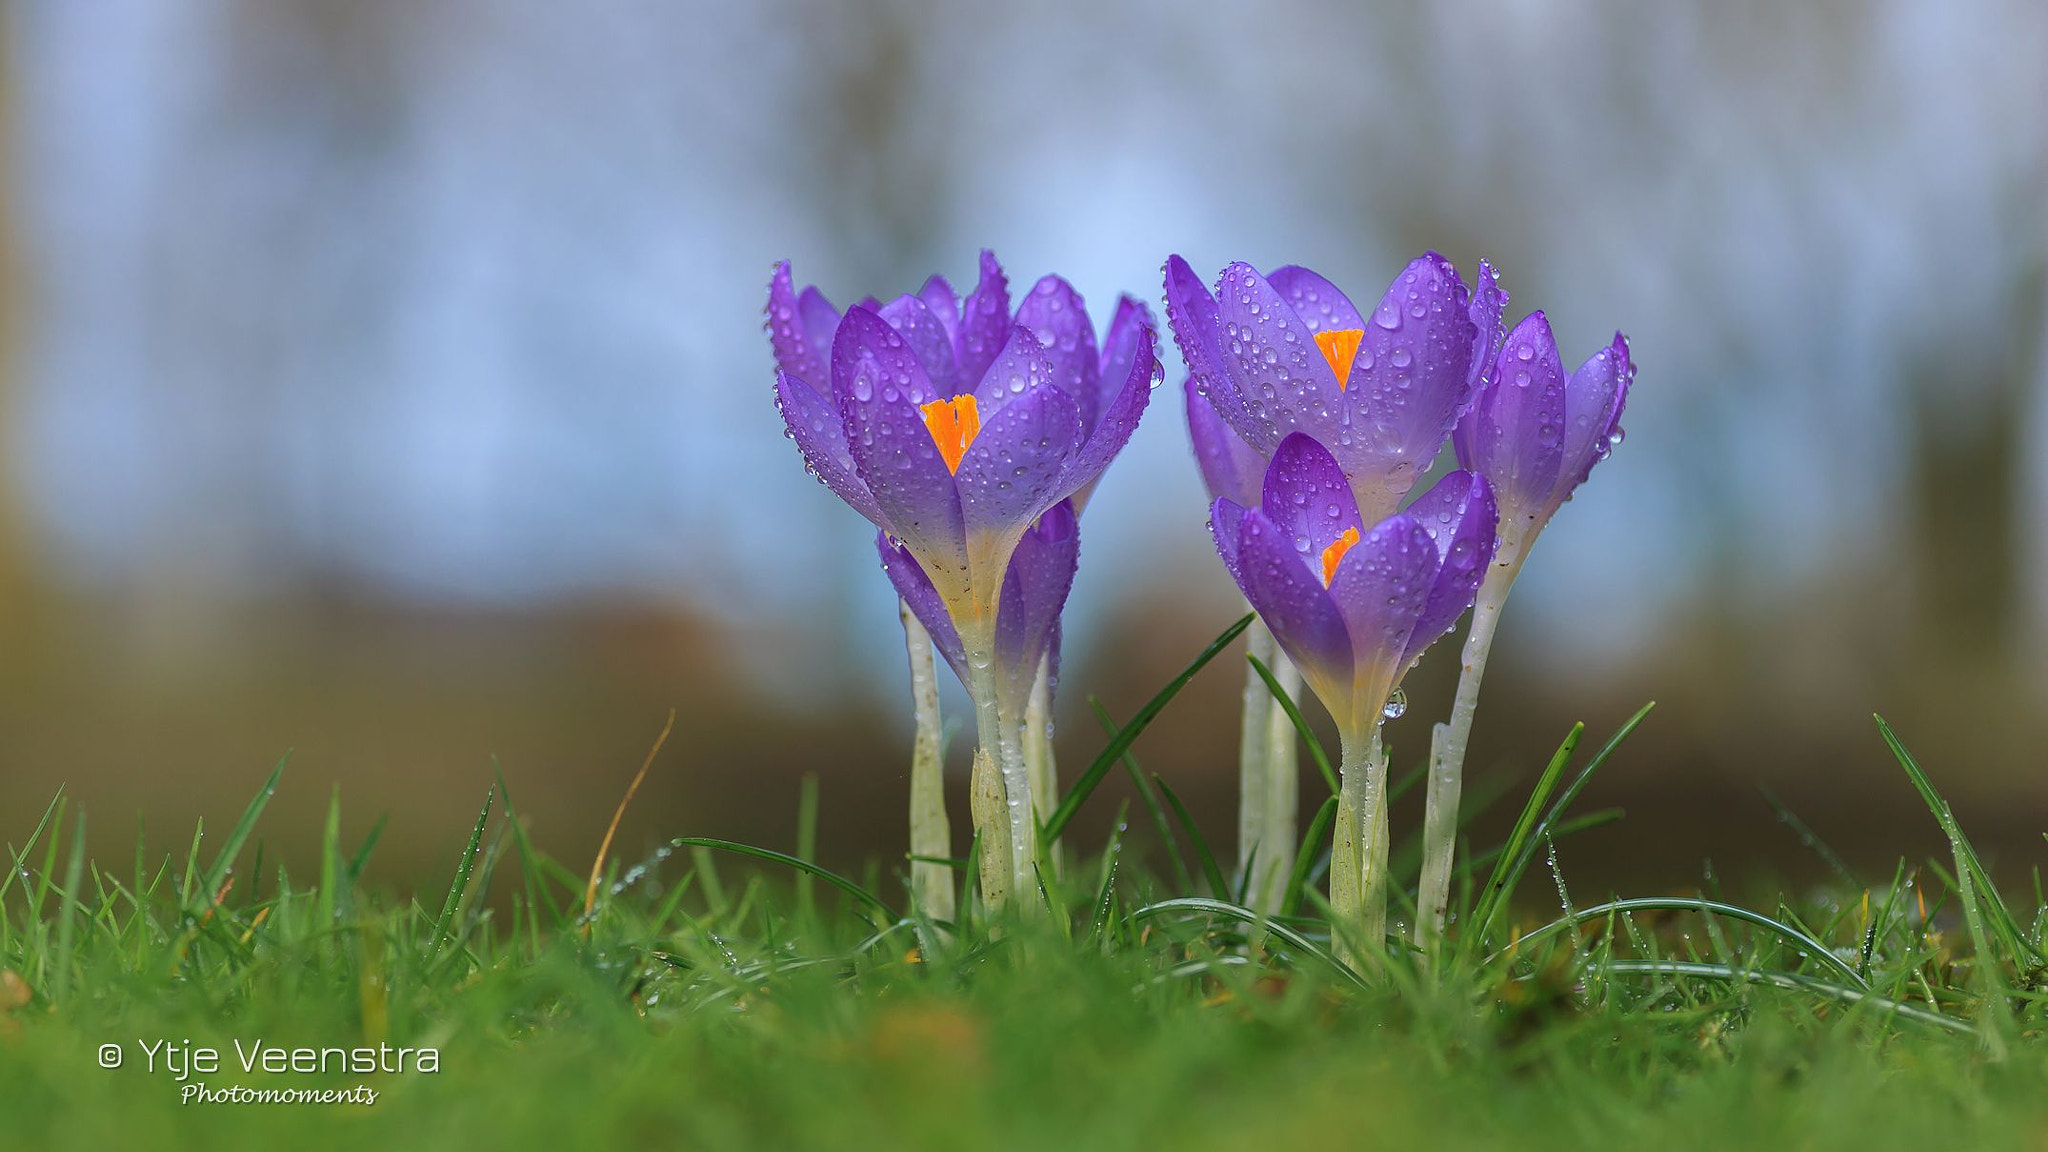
968,747,1009,913
1415,539,1527,948
1237,618,1274,905
1253,643,1300,914
1022,649,1061,878
965,636,1036,914
1332,725,1386,970
899,601,954,923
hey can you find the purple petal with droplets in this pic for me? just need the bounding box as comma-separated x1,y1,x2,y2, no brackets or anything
1555,332,1633,508
1055,316,1157,508
1340,253,1489,521
1469,311,1569,520
1164,255,1259,450
879,293,962,398
1186,377,1264,508
1232,508,1354,706
1097,296,1151,438
775,370,884,526
1214,261,1344,452
1266,265,1365,333
918,274,961,356
1209,497,1248,587
1399,471,1497,670
766,261,830,392
832,308,967,581
1326,513,1436,687
956,250,1012,388
878,533,968,688
1015,275,1101,430
995,500,1079,703
954,381,1082,542
972,324,1057,413
1259,432,1365,562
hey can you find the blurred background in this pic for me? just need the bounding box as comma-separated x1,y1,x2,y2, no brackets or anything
1,0,2043,899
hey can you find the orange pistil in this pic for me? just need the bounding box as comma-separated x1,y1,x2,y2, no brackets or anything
1313,328,1365,389
920,394,982,473
1319,527,1360,585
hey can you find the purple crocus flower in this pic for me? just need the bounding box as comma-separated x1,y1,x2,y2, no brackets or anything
1209,433,1497,738
1166,254,1505,526
1452,311,1633,544
879,499,1077,718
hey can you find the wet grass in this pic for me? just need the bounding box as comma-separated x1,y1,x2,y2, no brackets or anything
3,618,2045,1150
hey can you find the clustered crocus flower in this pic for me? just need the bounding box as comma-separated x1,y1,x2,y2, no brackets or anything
1415,312,1633,940
1210,434,1496,959
1170,253,1505,921
766,253,1159,912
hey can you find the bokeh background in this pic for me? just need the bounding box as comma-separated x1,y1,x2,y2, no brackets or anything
1,0,2044,897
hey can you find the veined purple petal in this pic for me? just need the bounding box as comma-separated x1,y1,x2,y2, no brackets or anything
954,381,1082,543
1232,508,1354,709
1399,470,1498,670
956,250,1012,388
1015,276,1101,430
995,500,1079,703
775,371,884,526
767,261,832,393
972,324,1057,413
1326,513,1436,688
919,274,961,354
1097,296,1151,437
1164,255,1257,448
1055,317,1158,507
1215,262,1344,452
1555,332,1633,508
1464,311,1568,524
879,293,963,399
1209,497,1249,588
833,308,967,583
1266,265,1365,333
798,288,840,374
1259,432,1365,563
1340,253,1493,522
1186,377,1264,509
879,534,968,687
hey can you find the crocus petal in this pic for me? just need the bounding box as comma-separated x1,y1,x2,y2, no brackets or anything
1186,377,1264,509
1055,317,1158,505
1215,262,1345,452
995,500,1079,702
918,274,961,357
1469,311,1569,522
775,370,884,526
833,308,968,583
1555,332,1633,507
1326,514,1436,691
1399,470,1498,670
1232,508,1355,708
1208,497,1249,588
766,261,831,393
972,324,1057,412
1014,276,1101,430
879,293,962,399
1259,432,1365,562
798,287,841,375
954,381,1083,543
1164,254,1257,448
1265,265,1366,333
1342,253,1494,521
1096,296,1151,437
878,533,969,687
956,250,1012,388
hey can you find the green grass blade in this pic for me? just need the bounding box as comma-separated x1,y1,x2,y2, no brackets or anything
1127,897,1367,991
432,785,494,948
1469,721,1581,940
1600,960,1969,1034
190,753,289,919
1500,896,1868,989
1281,795,1340,917
1090,698,1196,895
1151,772,1228,899
669,837,895,922
1043,613,1252,843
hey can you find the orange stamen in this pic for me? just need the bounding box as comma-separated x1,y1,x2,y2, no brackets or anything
1319,527,1360,585
1313,328,1365,390
920,394,982,473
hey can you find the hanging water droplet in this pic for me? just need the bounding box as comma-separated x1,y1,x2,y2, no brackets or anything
1381,687,1407,720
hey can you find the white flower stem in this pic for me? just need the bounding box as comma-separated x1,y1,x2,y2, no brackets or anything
1237,618,1273,906
1332,724,1387,971
1022,649,1061,879
899,601,954,923
965,638,1036,915
1415,541,1526,949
